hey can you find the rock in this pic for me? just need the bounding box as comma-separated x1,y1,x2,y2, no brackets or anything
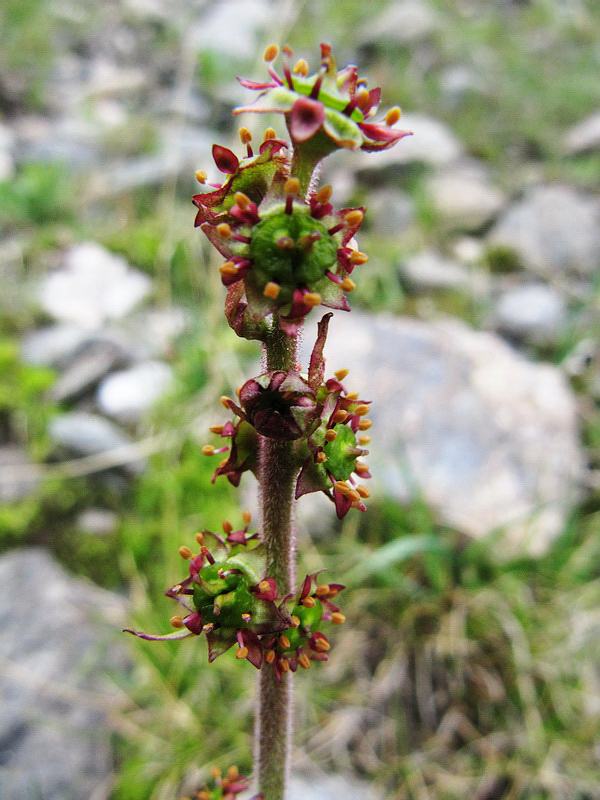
492,283,567,346
76,508,119,536
365,188,415,237
38,242,152,328
0,548,129,800
302,311,581,558
439,65,486,109
359,0,440,46
400,250,471,292
356,114,463,178
425,164,506,231
96,360,174,424
0,121,15,180
0,446,40,502
190,0,271,59
287,773,381,800
49,411,145,474
117,307,188,359
49,337,132,403
21,324,91,369
487,185,600,277
564,111,600,155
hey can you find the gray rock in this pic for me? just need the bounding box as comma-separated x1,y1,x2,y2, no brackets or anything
356,114,463,177
400,250,471,292
38,243,152,328
493,283,567,346
49,338,132,403
359,0,440,46
117,307,188,359
21,325,91,369
0,548,129,800
0,447,40,503
96,360,173,424
564,111,600,155
439,65,486,109
302,311,581,558
0,121,16,179
426,165,506,231
287,772,381,800
366,188,415,237
49,411,145,474
76,508,119,536
190,0,271,58
487,185,600,277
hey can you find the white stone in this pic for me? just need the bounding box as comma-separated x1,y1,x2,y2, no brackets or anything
426,166,506,230
359,0,440,45
493,283,567,345
400,250,471,292
39,242,152,328
96,360,173,424
564,111,600,154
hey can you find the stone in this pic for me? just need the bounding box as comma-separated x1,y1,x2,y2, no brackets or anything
564,111,600,155
0,121,15,180
356,114,463,178
21,325,91,369
365,188,415,237
487,184,600,277
49,338,132,403
359,0,440,46
190,0,271,59
49,411,145,474
400,250,471,292
0,446,40,503
492,283,567,346
425,164,506,231
439,65,486,109
287,773,382,800
96,360,173,424
0,548,129,800
38,242,152,328
76,508,119,536
301,311,581,558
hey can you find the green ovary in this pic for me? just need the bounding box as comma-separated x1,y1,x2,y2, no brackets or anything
249,208,337,293
323,424,357,481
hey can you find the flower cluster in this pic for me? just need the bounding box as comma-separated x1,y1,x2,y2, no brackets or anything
180,765,258,800
125,516,345,678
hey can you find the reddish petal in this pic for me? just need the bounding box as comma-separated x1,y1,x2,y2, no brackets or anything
289,97,326,142
359,122,413,151
236,77,280,90
253,576,278,601
212,144,240,174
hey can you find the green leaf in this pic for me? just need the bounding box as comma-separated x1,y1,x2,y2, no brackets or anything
350,535,448,582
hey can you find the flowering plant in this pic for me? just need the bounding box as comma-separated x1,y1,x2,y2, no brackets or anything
127,43,408,800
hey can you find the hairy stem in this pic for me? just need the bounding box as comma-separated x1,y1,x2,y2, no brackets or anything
255,315,298,800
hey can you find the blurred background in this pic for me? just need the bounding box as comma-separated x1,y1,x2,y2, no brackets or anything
0,0,599,798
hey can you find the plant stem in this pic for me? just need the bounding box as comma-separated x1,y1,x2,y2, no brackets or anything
255,315,298,800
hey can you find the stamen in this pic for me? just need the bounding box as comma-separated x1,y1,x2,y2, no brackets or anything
203,623,216,633
210,424,224,434
234,191,251,210
303,292,322,307
302,596,316,608
291,615,301,627
293,58,309,76
350,251,368,265
357,485,370,498
220,395,232,408
219,262,238,276
345,392,359,400
315,584,330,596
355,87,371,111
170,615,184,628
227,766,239,780
258,580,271,594
333,409,348,423
341,277,356,292
355,461,370,474
178,545,193,559
358,419,372,431
335,368,349,380
195,532,204,545
385,106,402,126
202,444,216,455
241,613,252,623
298,652,311,669
222,519,233,534
282,44,293,57
200,545,216,564
236,646,249,659
264,127,277,140
325,429,338,442
265,649,276,664
216,223,232,238
331,612,346,624
344,209,364,227
280,634,291,649
264,44,279,62
316,451,327,463
359,435,371,445
278,658,290,673
238,127,252,144
194,169,207,183
277,236,295,249
347,489,361,502
313,637,330,652
316,184,332,204
242,510,252,524
263,282,281,299
284,177,300,194
334,480,352,495
354,403,370,416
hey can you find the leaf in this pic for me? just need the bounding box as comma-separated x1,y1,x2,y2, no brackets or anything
349,535,448,582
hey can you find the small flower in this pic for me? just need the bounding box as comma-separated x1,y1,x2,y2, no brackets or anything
204,418,259,487
239,370,318,440
187,764,252,800
234,43,412,156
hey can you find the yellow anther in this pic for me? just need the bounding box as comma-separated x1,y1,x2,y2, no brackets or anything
265,649,276,664
234,191,251,209
331,612,346,625
284,177,300,195
264,127,277,140
236,646,249,659
357,485,370,498
291,615,301,627
303,292,322,307
282,44,293,57
258,580,271,594
278,658,290,673
210,424,224,435
316,184,332,204
355,460,370,474
316,451,327,463
314,637,330,652
195,531,204,545
347,489,361,502
358,418,372,431
219,261,238,276
197,792,210,800
203,623,216,633
194,169,207,184
227,766,239,780
334,480,351,495
220,395,232,408
241,613,252,623
340,277,356,292
238,127,252,144
235,385,242,398
216,223,232,238
242,510,252,525
334,368,349,381
302,596,316,608
211,766,222,779
222,519,233,534
263,282,281,299
385,106,402,126
218,458,228,468
359,435,371,445
315,584,330,597
355,86,370,109
264,44,279,62
279,634,291,650
325,429,338,442
333,409,349,423
344,209,364,227
298,652,311,669
350,251,369,265
170,615,184,628
293,58,309,76
345,392,359,400
178,545,193,559
202,444,215,456
354,403,370,416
